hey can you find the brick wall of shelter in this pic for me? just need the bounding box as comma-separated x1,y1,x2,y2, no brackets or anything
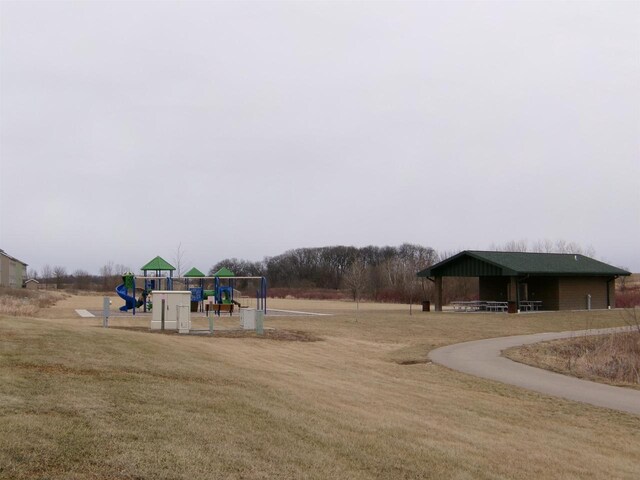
558,277,610,310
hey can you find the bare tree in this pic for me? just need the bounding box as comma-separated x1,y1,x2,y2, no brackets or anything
343,259,368,309
495,239,596,257
343,258,368,320
100,261,115,291
618,267,631,291
532,239,555,253
173,242,188,277
53,266,67,289
436,250,460,263
41,264,53,289
490,239,528,252
27,268,38,280
73,269,91,290
114,264,132,275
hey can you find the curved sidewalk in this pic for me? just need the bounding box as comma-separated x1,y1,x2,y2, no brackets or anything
429,326,640,416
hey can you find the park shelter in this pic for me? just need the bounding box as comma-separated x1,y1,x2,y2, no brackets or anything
417,251,630,311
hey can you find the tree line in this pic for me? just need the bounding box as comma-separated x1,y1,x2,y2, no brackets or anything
28,239,596,303
207,239,598,303
30,261,132,291
208,243,439,303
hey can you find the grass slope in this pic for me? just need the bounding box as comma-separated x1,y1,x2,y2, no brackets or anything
1,296,639,479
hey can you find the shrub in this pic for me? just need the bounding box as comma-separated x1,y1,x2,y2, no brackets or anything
616,288,640,308
0,287,67,316
268,288,349,301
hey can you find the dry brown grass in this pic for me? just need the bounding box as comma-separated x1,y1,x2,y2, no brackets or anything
1,295,640,479
505,332,640,389
0,287,68,317
505,309,640,389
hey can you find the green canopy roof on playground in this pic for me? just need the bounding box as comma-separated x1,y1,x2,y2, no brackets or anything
213,267,235,277
184,267,205,278
141,256,175,271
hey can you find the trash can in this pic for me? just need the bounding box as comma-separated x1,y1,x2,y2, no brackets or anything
190,301,199,312
422,300,430,312
508,301,517,314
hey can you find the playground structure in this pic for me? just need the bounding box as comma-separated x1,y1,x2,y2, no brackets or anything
115,256,268,317
147,289,264,335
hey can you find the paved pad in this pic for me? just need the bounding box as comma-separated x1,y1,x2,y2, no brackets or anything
429,326,640,416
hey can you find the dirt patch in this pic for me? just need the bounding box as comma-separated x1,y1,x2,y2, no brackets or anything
107,326,322,342
386,343,435,365
397,359,432,366
203,329,322,342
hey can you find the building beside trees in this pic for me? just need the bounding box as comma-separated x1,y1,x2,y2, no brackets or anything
0,249,28,288
417,251,631,311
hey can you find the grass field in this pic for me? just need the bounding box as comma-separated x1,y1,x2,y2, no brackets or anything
1,294,640,479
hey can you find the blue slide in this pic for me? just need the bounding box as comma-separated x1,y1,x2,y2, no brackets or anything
116,283,143,312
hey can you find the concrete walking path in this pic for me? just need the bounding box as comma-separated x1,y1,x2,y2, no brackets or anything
429,326,640,416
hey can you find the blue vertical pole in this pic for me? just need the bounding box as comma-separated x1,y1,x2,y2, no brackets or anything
143,271,148,312
262,277,267,313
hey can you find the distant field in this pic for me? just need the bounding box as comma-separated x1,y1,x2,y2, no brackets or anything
1,294,639,479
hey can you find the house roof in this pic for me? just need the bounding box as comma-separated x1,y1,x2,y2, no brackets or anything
0,249,28,266
213,267,235,277
183,267,205,278
141,256,175,271
25,278,39,284
417,251,631,277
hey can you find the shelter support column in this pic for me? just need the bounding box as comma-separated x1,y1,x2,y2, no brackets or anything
508,276,517,302
434,277,443,312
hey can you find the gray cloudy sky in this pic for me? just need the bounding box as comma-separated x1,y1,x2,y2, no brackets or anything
1,0,639,274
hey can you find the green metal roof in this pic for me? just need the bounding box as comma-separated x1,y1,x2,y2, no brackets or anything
213,267,235,277
417,251,631,277
183,267,205,278
141,256,175,271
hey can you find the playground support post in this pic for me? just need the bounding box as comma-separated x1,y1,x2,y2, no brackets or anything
262,277,267,313
132,276,136,316
103,297,110,328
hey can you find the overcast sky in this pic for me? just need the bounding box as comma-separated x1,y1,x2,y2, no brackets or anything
1,0,639,275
